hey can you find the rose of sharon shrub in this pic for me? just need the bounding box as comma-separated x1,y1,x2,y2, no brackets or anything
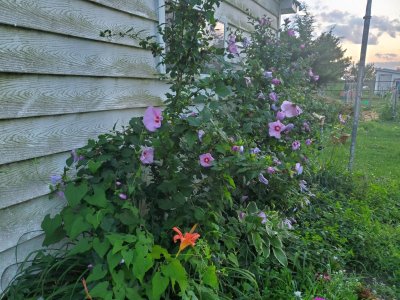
3,3,327,299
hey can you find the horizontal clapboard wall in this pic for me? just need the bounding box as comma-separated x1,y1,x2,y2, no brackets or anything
0,0,162,291
0,0,282,291
221,0,280,31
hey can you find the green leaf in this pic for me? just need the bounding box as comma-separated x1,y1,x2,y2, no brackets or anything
272,247,288,267
162,259,188,293
151,245,171,260
84,185,108,208
223,174,236,188
89,281,110,298
132,253,153,283
251,232,263,255
113,286,126,300
126,288,143,300
263,239,271,259
88,160,103,174
107,251,122,271
64,182,88,207
86,265,107,283
193,94,207,104
151,272,169,300
202,266,218,289
269,235,283,248
86,210,105,229
93,237,111,258
183,131,198,150
194,208,205,222
215,143,229,155
67,238,92,256
117,209,139,226
247,201,258,214
107,233,136,245
121,249,134,266
41,214,65,246
215,81,231,98
223,186,233,207
111,270,125,288
63,214,90,239
187,116,201,127
227,253,239,267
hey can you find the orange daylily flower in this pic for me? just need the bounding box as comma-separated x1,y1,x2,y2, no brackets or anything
172,224,200,256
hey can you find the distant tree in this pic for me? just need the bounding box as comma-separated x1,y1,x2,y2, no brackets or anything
310,30,351,84
293,10,351,85
346,62,376,82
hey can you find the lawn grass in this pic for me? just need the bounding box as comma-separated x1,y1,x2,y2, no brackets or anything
319,120,400,180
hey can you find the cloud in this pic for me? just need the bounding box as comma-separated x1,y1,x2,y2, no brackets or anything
316,10,400,45
375,53,398,60
372,61,400,70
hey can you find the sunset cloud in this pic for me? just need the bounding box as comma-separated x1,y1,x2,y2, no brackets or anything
304,0,400,69
317,10,400,45
375,53,398,60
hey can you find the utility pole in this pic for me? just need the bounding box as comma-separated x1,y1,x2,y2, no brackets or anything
348,0,373,171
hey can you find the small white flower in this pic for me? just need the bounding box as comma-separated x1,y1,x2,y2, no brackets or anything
294,291,302,298
283,218,294,230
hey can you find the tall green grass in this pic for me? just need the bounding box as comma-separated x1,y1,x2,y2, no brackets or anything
319,120,400,180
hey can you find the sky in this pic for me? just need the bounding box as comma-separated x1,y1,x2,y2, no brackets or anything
301,0,400,70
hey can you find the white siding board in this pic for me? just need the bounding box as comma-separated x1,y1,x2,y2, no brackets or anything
216,1,278,33
0,152,69,210
0,234,46,293
87,0,158,21
0,195,65,254
0,0,157,48
0,75,167,119
0,108,146,165
215,2,252,32
253,0,280,17
225,0,279,29
0,26,158,78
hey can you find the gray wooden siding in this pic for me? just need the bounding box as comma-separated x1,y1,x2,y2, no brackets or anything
221,0,280,31
0,0,282,291
0,0,161,290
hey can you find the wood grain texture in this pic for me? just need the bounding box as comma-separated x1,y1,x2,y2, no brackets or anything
87,0,158,20
0,108,146,165
0,75,167,119
252,0,280,15
0,152,69,210
0,26,158,78
0,0,157,48
224,0,279,29
0,234,45,293
215,1,277,33
0,195,65,254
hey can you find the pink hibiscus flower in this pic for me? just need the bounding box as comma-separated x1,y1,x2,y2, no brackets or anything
140,147,154,164
292,140,301,150
281,101,303,118
143,106,163,132
199,153,214,167
276,111,285,121
268,120,286,139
